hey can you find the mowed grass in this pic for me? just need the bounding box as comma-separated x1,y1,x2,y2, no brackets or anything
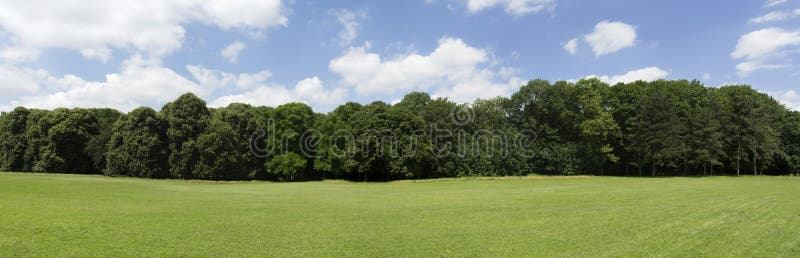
1,173,799,257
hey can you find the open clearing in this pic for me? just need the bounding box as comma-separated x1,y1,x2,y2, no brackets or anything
1,172,799,256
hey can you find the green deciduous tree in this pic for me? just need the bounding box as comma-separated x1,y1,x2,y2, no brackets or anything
33,108,99,173
161,93,210,179
105,107,169,178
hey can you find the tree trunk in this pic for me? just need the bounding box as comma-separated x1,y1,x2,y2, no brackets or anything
736,141,741,176
652,162,656,177
683,162,687,177
710,163,714,176
625,161,629,177
753,154,757,176
703,163,707,176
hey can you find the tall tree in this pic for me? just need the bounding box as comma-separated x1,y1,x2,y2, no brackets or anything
105,107,169,178
265,102,315,180
686,90,725,175
85,108,122,173
576,79,620,176
629,87,685,176
161,93,210,179
0,107,30,171
33,108,99,173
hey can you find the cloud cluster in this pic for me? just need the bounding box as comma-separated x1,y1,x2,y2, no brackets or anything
203,70,348,111
0,0,300,112
583,67,669,85
329,37,523,102
563,21,637,57
0,0,287,62
0,56,201,112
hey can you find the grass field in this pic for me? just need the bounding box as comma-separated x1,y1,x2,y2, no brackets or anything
1,172,799,257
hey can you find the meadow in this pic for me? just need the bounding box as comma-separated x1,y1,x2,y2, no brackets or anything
1,172,799,256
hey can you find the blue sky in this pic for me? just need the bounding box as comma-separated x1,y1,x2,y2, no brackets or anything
0,0,798,112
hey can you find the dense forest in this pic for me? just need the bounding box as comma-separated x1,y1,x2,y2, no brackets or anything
1,78,799,181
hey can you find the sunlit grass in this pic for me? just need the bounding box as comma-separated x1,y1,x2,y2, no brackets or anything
1,172,798,256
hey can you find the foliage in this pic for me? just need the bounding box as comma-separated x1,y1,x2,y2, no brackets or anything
160,93,210,179
104,107,168,178
1,78,798,179
265,152,306,181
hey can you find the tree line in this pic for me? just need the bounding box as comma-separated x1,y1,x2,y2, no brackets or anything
1,78,798,181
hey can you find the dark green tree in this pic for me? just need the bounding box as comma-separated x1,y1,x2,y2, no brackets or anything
105,107,169,178
33,108,99,173
85,108,122,173
160,93,210,179
0,107,30,171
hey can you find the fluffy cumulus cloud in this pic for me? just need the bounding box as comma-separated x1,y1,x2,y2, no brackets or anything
731,27,800,76
0,56,201,112
0,65,49,95
584,67,669,85
462,0,556,16
208,75,348,111
0,0,290,112
188,66,346,111
221,41,246,63
187,65,271,91
330,9,367,47
329,37,523,102
583,21,637,57
0,0,287,62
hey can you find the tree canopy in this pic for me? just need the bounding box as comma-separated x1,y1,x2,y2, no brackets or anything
1,79,798,181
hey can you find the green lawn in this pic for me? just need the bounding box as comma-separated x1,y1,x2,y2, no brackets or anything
1,173,799,257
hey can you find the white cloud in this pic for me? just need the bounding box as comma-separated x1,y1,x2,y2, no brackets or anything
293,77,349,109
702,72,711,81
1,56,201,112
749,9,800,23
187,65,270,90
331,9,367,47
584,67,668,85
735,61,785,76
583,21,637,57
0,65,48,95
767,90,800,110
563,38,578,55
80,48,112,63
732,28,800,60
765,0,788,7
209,86,297,109
0,60,348,112
221,41,246,63
0,0,287,61
209,76,348,112
0,46,40,62
462,0,556,16
189,67,346,111
731,27,800,76
329,37,523,102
